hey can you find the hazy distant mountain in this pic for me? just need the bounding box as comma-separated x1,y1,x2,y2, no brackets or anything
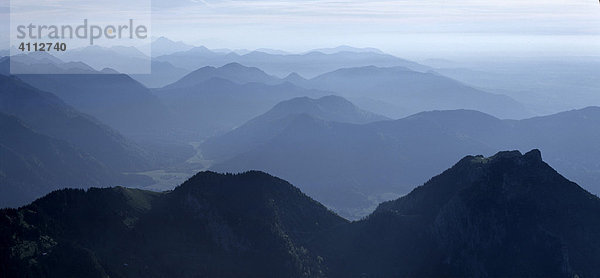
155,77,329,139
308,45,384,54
292,65,532,119
156,48,430,77
4,152,600,277
108,46,149,59
150,36,194,57
0,171,347,277
8,60,97,74
0,112,148,207
3,50,188,89
254,48,291,55
154,46,239,70
432,57,600,115
209,108,600,219
3,53,98,74
56,45,151,74
163,62,281,89
0,52,90,74
130,60,190,88
319,150,600,277
214,48,289,55
210,110,495,218
510,107,600,189
15,72,175,140
239,50,432,78
0,75,153,172
254,95,389,124
202,95,388,160
283,72,308,84
10,52,63,65
13,71,196,166
419,58,457,68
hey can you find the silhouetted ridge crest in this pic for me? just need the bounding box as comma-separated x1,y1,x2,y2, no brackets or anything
319,149,600,277
374,149,551,217
174,170,292,193
4,152,600,277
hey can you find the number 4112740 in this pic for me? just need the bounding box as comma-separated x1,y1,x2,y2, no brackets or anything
18,42,67,52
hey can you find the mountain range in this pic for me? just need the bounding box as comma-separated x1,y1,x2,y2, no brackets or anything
0,112,149,207
286,65,532,119
155,75,329,139
4,53,99,74
12,69,175,140
0,171,347,277
0,75,152,172
161,62,530,121
155,47,430,78
2,150,599,277
206,106,600,219
0,75,163,206
154,62,532,141
308,45,385,55
3,50,533,142
430,57,600,115
1,55,195,164
201,95,388,161
317,149,600,277
54,45,151,74
162,62,281,89
129,61,190,89
148,37,195,57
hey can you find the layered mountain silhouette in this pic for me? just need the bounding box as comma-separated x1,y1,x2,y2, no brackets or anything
3,52,188,88
0,75,164,206
0,112,145,207
201,95,388,161
155,48,430,77
207,107,600,219
14,71,175,140
155,77,329,139
130,60,190,88
308,45,385,55
317,150,600,277
0,75,151,172
156,61,530,139
163,62,281,89
149,37,195,57
0,53,172,139
2,53,98,74
287,65,532,119
2,57,193,162
55,45,151,74
2,151,600,277
0,171,347,277
239,95,388,124
159,62,530,122
432,57,600,115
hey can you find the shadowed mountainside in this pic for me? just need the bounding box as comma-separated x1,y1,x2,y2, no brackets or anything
0,171,347,278
2,151,600,277
201,95,388,160
0,75,153,172
14,71,175,140
208,108,600,219
0,113,149,207
317,150,600,277
155,77,330,139
287,65,532,119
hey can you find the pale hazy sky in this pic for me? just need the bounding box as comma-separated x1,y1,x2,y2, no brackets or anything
2,0,600,58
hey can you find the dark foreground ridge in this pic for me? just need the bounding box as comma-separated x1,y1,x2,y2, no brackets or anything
2,150,600,277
